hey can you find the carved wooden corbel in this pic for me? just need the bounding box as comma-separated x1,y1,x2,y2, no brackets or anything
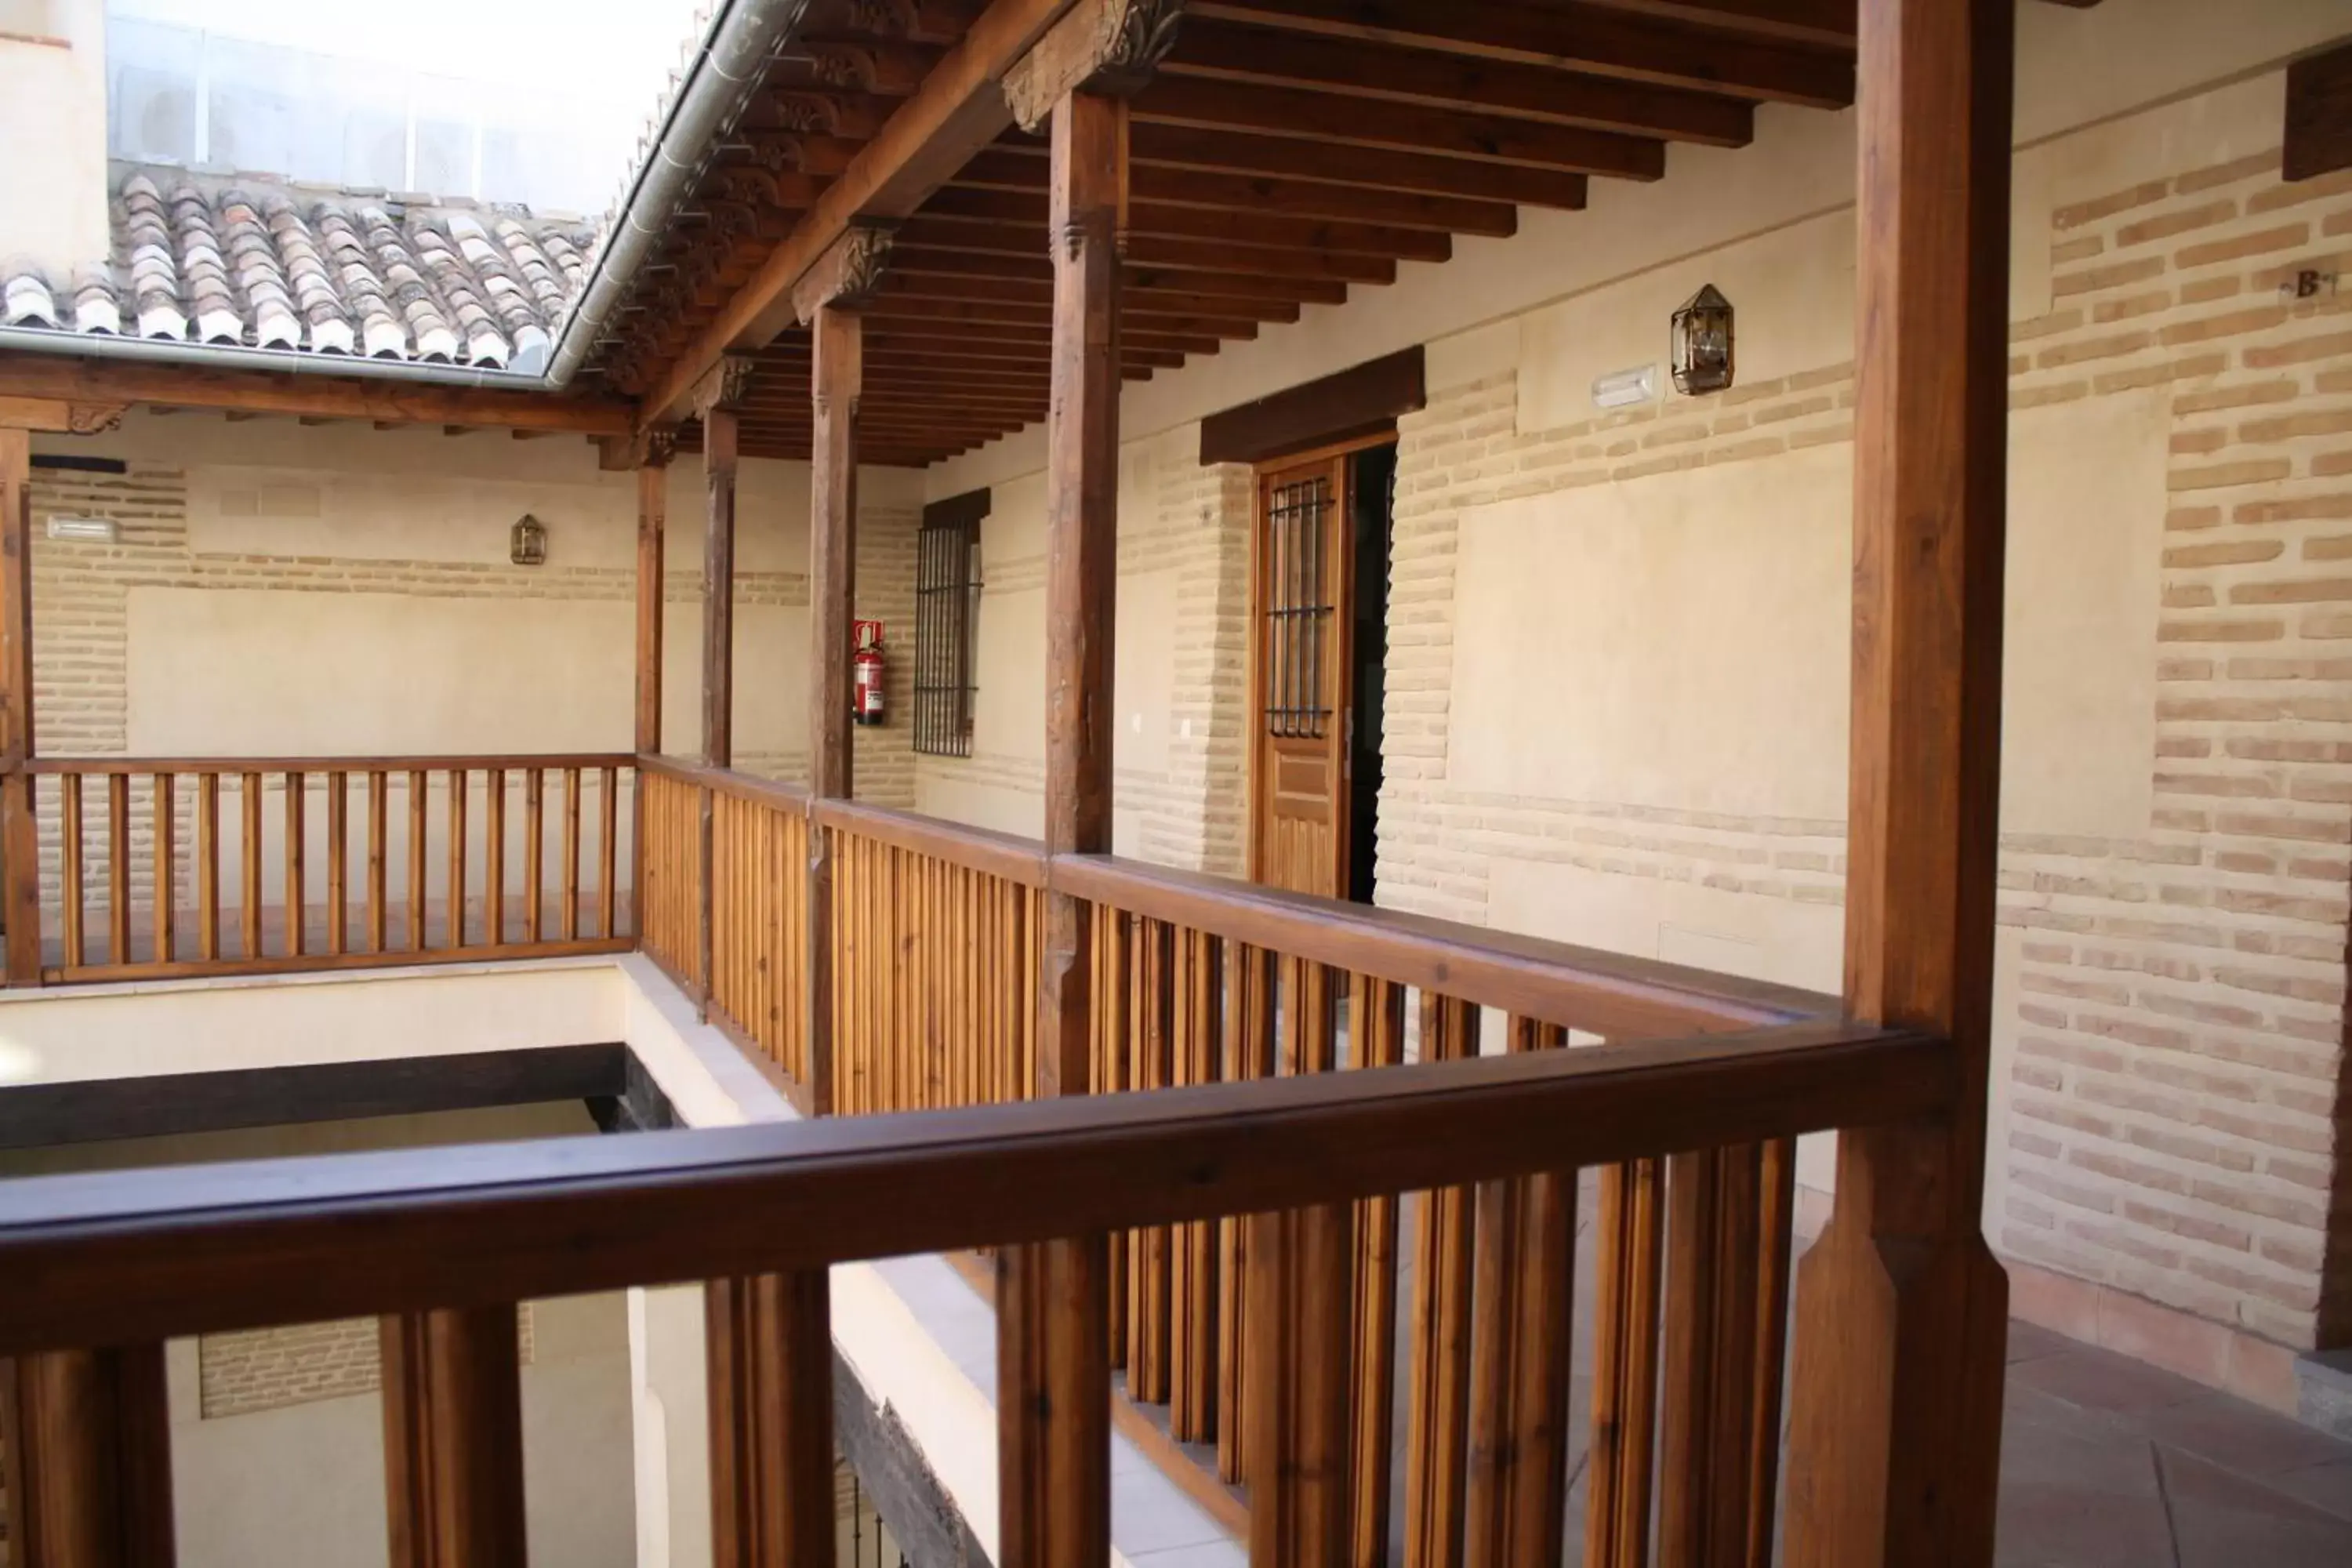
791,224,895,324
1003,0,1184,134
691,356,758,422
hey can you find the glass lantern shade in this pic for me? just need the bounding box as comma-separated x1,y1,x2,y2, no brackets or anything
510,514,548,566
1671,284,1735,395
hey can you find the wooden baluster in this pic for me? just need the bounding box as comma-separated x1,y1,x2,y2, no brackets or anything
379,1308,524,1568
151,772,174,964
325,770,348,956
563,766,582,942
1404,994,1480,1568
1220,939,1277,1485
106,773,129,966
523,768,544,945
706,1272,835,1568
60,773,84,970
1660,1145,1765,1568
1128,916,1172,1403
1168,927,1223,1443
599,764,619,940
483,768,505,947
1102,906,1131,1362
1349,975,1406,1568
445,767,466,949
240,771,262,959
406,769,426,953
282,771,305,958
0,1344,176,1566
1585,1157,1665,1568
1250,959,1350,1568
0,428,38,985
367,771,387,953
1659,1140,1801,1568
1787,2,2013,1562
1750,1138,1798,1566
197,772,220,963
1464,1019,1573,1568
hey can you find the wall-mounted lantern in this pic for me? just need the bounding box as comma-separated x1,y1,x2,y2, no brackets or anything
510,514,547,566
1670,284,1735,395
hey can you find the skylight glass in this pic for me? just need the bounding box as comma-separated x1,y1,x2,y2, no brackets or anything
105,0,707,216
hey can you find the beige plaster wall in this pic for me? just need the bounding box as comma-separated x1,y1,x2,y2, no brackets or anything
905,0,2352,1356
0,0,107,273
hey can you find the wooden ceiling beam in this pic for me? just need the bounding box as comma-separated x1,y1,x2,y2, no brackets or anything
880,269,1308,319
1163,19,1754,147
1189,0,1853,108
955,145,1519,235
1572,0,1856,49
920,186,1453,260
0,351,630,437
1130,122,1588,209
887,242,1351,305
772,38,946,96
895,217,1401,283
863,294,1266,340
1134,72,1667,179
642,0,1088,427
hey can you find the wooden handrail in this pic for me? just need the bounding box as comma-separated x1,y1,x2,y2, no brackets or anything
637,753,811,812
0,1018,1940,1355
1056,855,1835,1037
636,754,1835,1039
813,797,1050,887
28,752,634,776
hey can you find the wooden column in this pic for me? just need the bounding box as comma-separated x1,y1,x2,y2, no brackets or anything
633,432,676,758
999,84,1126,1568
793,225,887,1119
0,1346,175,1568
379,1308,525,1568
1784,1,2014,1563
2,426,38,984
695,361,752,1012
706,1272,833,1568
630,431,674,948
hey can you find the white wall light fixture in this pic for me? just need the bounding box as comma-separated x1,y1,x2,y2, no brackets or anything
1592,364,1658,410
45,517,118,543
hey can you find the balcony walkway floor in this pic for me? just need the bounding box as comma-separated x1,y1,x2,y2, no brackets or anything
1991,1323,2352,1567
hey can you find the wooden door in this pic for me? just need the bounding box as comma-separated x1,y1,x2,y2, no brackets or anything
1249,448,1355,898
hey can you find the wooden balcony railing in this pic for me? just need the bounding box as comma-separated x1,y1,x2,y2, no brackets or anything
630,757,1842,1562
0,1010,1941,1566
5,754,635,984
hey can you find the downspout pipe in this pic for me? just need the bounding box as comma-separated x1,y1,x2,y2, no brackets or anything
543,0,815,391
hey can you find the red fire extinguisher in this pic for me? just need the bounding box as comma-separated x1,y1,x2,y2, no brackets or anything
853,619,887,727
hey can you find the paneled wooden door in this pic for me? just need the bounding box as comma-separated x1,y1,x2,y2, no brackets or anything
1249,439,1377,898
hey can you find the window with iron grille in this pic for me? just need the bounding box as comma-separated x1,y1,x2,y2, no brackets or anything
913,489,988,757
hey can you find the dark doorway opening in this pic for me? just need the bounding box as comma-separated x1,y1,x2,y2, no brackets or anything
1347,442,1395,904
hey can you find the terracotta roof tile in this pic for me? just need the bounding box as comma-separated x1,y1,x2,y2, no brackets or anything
0,166,600,374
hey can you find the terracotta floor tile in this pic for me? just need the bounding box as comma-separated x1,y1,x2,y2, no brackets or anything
2134,1395,2352,1483
2267,1457,2352,1525
2009,1345,2212,1417
2160,1448,2352,1568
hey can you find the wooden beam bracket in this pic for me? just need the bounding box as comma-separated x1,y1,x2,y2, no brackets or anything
600,422,681,474
791,223,898,323
1004,0,1185,132
693,356,760,423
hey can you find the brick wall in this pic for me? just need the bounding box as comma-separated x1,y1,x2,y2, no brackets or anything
198,1307,535,1420
1377,149,2352,1352
24,458,916,806
912,439,1253,875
